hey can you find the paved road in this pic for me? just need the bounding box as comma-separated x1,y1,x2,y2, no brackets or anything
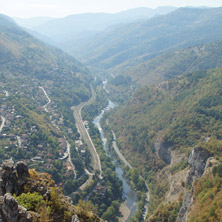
39,86,51,112
0,116,6,133
73,86,102,182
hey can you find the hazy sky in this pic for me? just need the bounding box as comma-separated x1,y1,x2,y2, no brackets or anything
1,0,221,18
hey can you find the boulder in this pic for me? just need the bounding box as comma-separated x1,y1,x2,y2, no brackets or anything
16,162,28,177
2,193,19,222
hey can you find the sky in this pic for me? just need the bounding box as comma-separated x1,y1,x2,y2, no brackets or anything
0,0,221,18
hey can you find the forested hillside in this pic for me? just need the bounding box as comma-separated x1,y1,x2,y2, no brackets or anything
119,40,222,87
108,68,222,221
0,14,92,194
0,14,91,105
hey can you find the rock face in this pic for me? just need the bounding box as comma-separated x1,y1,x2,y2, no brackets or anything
155,139,171,164
0,160,32,222
72,215,80,222
186,146,212,186
176,192,192,222
176,146,212,222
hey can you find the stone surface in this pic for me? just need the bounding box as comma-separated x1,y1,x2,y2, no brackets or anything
72,215,80,222
2,193,19,222
16,162,28,177
176,192,192,222
186,146,212,186
176,146,212,222
0,160,32,222
155,139,171,164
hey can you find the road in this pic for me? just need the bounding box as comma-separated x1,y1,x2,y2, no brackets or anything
73,85,102,181
39,86,51,112
112,131,132,169
0,116,6,133
112,130,149,221
39,86,77,179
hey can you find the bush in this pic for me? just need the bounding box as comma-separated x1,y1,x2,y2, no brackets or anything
14,192,45,211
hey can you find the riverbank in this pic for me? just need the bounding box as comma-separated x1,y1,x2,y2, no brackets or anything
93,100,138,222
118,201,131,222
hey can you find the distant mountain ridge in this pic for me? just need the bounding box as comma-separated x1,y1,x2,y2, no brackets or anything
14,7,176,44
13,16,53,29
69,7,222,73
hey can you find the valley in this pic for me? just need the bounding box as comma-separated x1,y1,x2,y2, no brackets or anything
1,4,222,222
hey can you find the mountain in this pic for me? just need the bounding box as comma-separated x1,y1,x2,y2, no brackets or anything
14,16,53,29
71,7,222,73
118,40,222,87
0,14,91,104
16,7,176,45
0,13,93,195
108,67,222,221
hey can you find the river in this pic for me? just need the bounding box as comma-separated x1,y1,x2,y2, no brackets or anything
93,100,138,221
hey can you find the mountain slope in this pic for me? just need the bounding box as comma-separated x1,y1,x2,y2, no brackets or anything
0,14,93,195
14,16,53,29
0,14,91,105
108,68,222,220
119,40,222,87
110,68,222,169
73,7,222,72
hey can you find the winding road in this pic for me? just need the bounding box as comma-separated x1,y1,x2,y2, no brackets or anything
0,116,6,133
39,86,51,112
39,86,77,179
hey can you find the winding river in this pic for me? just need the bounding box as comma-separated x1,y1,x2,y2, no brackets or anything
93,100,138,221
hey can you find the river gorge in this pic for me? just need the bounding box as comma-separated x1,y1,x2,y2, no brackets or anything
93,100,138,221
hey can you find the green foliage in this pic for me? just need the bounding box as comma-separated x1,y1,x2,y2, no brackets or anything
109,68,222,216
188,169,222,222
14,192,45,211
170,160,188,175
110,68,222,172
212,164,222,177
150,202,181,222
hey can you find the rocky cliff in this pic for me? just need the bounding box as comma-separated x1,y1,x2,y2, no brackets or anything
0,159,101,222
176,146,213,222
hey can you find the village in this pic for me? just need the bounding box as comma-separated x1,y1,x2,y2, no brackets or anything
0,84,88,189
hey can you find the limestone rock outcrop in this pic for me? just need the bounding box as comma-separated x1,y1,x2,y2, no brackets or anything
155,139,171,164
186,146,212,186
0,159,32,222
176,146,212,222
